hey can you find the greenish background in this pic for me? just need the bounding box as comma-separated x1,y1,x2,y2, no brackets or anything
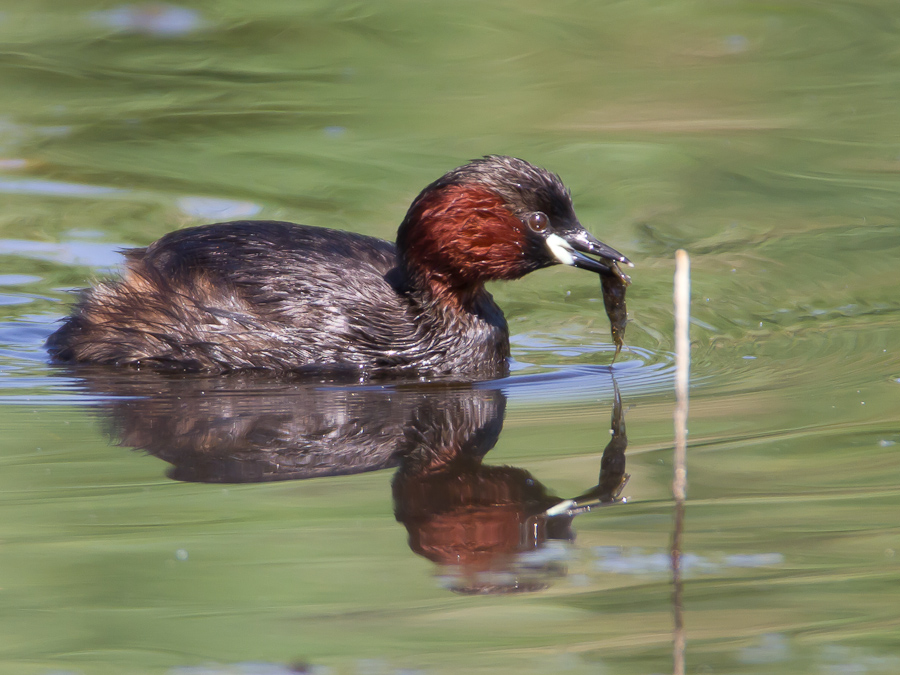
1,1,899,673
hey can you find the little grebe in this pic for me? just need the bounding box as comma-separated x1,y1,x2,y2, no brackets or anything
47,155,631,377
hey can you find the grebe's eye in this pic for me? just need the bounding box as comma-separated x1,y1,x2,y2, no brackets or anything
527,212,549,233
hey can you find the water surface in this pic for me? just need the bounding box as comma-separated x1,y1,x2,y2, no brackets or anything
1,2,899,674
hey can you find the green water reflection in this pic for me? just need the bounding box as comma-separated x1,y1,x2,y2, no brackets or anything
1,1,900,674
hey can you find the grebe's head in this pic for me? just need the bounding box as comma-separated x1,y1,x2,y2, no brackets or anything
397,155,630,300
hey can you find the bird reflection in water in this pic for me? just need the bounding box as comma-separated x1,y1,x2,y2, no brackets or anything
73,368,629,593
393,382,628,594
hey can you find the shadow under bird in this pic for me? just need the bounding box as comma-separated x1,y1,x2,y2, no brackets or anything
47,155,631,378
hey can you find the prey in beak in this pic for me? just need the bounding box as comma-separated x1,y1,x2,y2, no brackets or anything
540,219,632,360
544,222,633,284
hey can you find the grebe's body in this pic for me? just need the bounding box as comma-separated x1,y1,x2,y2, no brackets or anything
47,156,630,377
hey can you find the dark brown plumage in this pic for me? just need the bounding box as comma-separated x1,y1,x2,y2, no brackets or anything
47,155,630,377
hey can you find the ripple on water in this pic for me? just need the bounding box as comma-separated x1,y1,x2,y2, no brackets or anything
592,547,785,576
177,197,263,220
0,295,32,307
0,312,673,407
503,336,674,403
0,179,123,196
90,3,205,37
170,664,328,675
0,239,124,269
0,314,78,401
0,274,43,286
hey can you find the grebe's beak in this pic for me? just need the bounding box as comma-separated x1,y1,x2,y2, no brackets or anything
545,222,633,283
